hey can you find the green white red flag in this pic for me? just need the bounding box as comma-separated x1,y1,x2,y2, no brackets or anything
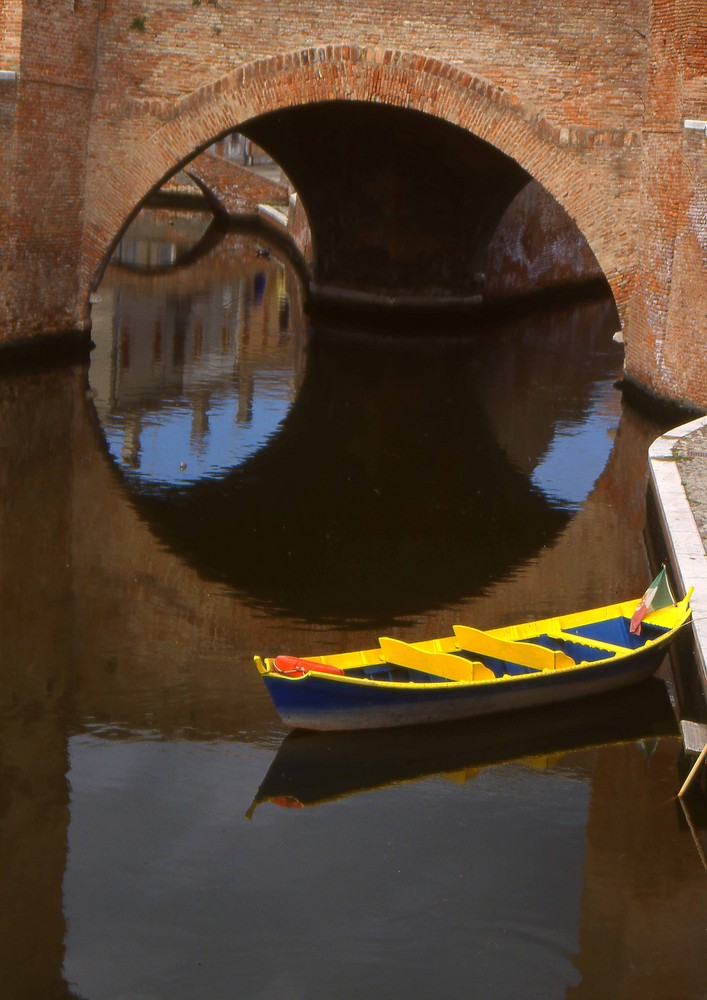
629,566,673,635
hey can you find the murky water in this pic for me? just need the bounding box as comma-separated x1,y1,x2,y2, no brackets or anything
1,210,705,1000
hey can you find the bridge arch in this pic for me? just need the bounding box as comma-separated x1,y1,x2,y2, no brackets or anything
84,45,640,324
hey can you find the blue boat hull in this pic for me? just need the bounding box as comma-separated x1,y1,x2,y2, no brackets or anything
263,643,670,731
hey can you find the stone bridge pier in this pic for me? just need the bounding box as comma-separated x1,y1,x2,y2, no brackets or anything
0,0,705,409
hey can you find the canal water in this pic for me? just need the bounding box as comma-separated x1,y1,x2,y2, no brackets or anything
1,209,705,999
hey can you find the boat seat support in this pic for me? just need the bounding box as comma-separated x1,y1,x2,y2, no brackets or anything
453,624,573,671
378,636,494,682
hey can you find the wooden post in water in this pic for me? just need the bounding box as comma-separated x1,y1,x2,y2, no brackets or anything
678,742,707,798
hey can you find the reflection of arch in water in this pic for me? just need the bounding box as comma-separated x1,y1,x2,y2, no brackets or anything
91,227,306,486
111,209,311,288
71,347,670,728
111,215,231,277
117,298,624,624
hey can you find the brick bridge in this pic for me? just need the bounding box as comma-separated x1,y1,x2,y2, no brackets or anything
0,0,705,407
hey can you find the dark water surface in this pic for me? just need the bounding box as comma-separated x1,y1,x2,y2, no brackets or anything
1,212,706,1000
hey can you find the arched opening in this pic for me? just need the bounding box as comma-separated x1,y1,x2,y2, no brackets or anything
88,85,621,625
85,47,636,333
94,107,619,336
111,99,607,328
240,100,530,313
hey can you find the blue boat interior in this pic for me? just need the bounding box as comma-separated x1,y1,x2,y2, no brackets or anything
346,658,539,684
337,617,670,685
345,664,450,684
455,652,539,677
563,616,668,648
527,635,616,662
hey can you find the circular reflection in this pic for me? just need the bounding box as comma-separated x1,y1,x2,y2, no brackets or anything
89,205,625,622
90,210,305,488
530,380,619,510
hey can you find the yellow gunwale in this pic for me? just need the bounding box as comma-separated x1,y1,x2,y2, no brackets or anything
255,592,693,690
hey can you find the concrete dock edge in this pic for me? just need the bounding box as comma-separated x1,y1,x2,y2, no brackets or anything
648,415,707,706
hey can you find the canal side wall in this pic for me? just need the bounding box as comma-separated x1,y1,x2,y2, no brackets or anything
0,0,101,345
649,417,707,710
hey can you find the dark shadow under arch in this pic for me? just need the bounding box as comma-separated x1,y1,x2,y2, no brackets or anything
240,100,531,314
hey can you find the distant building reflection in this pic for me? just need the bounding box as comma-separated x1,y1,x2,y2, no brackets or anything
90,211,307,487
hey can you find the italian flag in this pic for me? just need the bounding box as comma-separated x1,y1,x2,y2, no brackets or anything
629,566,674,635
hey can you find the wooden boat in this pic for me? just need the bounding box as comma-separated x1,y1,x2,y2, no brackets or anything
254,582,693,732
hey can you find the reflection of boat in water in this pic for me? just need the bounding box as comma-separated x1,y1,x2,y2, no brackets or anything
255,585,693,731
247,679,676,813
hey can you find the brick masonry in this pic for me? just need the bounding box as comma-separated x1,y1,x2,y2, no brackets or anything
186,150,290,218
482,181,605,302
624,0,707,410
0,1,22,73
0,0,705,408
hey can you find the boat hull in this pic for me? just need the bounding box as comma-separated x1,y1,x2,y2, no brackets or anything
262,641,671,731
256,588,693,732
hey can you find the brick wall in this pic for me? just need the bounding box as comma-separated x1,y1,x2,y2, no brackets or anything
483,181,604,303
0,0,704,407
0,0,22,73
92,0,649,128
0,0,101,339
186,150,290,218
625,0,707,410
3,2,651,339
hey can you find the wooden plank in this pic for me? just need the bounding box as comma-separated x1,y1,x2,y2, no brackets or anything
453,624,556,671
378,636,493,682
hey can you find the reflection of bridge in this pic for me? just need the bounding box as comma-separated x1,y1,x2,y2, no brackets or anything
0,2,704,407
1,352,705,998
87,230,623,621
0,293,665,743
128,317,578,622
91,228,306,479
